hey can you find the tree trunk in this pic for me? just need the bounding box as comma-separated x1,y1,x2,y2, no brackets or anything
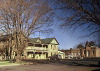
16,51,21,63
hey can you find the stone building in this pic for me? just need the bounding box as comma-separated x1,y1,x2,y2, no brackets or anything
61,48,80,59
80,46,100,58
61,46,100,59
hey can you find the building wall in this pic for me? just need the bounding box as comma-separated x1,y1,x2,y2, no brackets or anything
61,46,100,59
24,39,59,59
70,49,80,58
58,51,65,59
79,46,100,58
96,48,100,57
81,46,99,58
24,46,47,59
26,53,46,59
0,35,60,60
48,44,58,57
47,39,58,57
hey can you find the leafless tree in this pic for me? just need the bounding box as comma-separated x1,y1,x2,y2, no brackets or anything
85,41,95,47
77,44,84,49
0,0,51,62
54,0,100,36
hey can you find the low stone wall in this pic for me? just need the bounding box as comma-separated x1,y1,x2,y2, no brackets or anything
22,59,51,64
59,58,100,66
21,58,100,67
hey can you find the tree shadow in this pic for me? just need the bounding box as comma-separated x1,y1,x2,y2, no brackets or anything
92,69,100,71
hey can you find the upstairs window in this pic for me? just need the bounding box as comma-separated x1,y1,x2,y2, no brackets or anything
28,43,33,46
51,45,52,49
43,45,48,48
35,44,42,47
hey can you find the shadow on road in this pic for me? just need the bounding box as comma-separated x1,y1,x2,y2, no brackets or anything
92,69,100,71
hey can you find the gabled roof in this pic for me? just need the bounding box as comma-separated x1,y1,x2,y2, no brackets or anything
41,38,54,44
29,38,40,43
29,38,59,45
41,38,59,45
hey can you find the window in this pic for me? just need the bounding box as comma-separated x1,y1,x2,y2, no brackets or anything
93,50,95,55
51,53,52,56
33,54,35,58
27,52,33,56
84,50,86,54
35,44,42,47
51,45,52,49
43,45,45,47
46,53,48,58
53,45,56,50
43,45,48,48
46,45,48,48
28,43,33,46
39,54,41,56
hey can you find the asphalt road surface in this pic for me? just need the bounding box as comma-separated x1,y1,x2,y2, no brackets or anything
0,64,100,71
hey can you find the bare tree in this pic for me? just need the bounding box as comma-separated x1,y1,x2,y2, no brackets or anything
0,0,51,62
0,42,6,60
77,44,84,49
85,41,95,47
54,0,100,36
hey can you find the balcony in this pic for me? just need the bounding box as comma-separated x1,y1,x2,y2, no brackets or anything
25,46,48,52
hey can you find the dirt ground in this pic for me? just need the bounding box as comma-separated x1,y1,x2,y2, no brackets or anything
0,63,100,71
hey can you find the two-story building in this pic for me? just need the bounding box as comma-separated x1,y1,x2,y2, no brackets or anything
0,33,60,60
24,38,59,59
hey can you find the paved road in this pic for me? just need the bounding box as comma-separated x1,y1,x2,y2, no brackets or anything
0,63,100,71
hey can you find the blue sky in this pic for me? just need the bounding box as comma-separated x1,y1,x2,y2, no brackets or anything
31,0,100,49
32,22,98,49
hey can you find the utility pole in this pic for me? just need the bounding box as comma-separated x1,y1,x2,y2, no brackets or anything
39,31,40,38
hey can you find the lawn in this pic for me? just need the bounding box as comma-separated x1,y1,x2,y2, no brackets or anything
0,61,11,65
0,61,20,67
